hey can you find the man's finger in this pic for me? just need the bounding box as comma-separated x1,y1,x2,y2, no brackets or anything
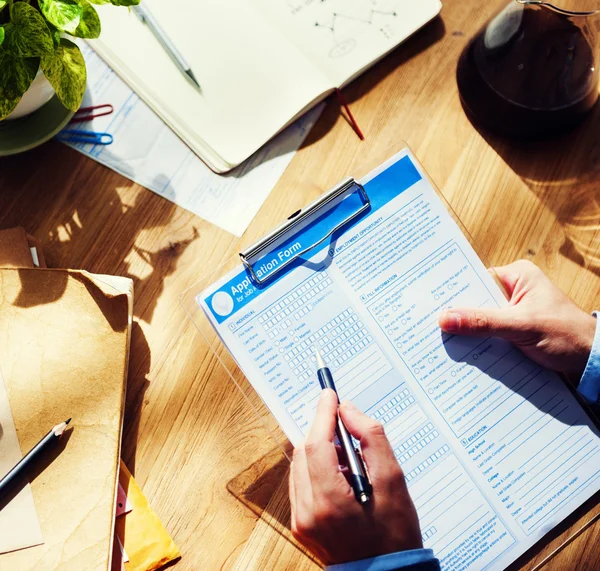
305,390,350,499
306,389,338,443
291,445,313,519
339,400,398,481
438,307,525,338
491,259,549,301
288,463,297,529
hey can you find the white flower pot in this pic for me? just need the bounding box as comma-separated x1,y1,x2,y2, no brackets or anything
6,71,56,121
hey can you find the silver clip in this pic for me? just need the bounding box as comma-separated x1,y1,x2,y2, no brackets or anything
240,178,370,285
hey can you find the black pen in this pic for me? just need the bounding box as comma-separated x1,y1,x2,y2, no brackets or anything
0,419,71,499
315,349,372,504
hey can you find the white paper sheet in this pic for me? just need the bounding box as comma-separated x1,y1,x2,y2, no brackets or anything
63,46,323,237
0,369,43,554
199,150,600,570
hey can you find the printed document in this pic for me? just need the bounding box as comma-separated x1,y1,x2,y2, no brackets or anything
199,150,600,570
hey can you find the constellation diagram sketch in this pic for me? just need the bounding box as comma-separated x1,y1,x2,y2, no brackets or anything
309,0,400,59
254,0,441,85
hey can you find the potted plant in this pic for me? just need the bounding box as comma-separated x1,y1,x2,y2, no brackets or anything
0,0,139,121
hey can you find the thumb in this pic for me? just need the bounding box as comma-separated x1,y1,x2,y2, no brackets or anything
439,307,523,339
339,400,397,480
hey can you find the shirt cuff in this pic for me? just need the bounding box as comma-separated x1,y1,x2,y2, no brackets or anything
578,311,600,404
325,548,438,571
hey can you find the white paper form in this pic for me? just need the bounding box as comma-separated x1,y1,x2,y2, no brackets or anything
0,368,43,554
62,45,323,237
198,150,600,570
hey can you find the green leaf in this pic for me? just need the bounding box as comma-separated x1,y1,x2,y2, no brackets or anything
89,0,140,6
38,0,83,35
72,0,101,39
2,3,54,58
109,0,141,6
0,1,7,14
46,22,62,48
0,52,40,120
0,28,4,48
41,38,86,111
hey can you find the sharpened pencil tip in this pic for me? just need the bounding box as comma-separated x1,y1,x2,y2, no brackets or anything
65,418,72,425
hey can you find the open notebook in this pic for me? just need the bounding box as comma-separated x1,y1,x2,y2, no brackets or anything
91,0,442,173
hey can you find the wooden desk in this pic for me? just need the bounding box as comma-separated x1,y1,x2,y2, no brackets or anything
2,0,600,569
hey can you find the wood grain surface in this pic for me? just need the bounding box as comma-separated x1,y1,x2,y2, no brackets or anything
1,0,600,569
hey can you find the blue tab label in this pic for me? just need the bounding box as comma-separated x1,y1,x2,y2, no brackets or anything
203,153,422,324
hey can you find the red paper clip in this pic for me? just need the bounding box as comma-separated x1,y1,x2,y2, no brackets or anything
335,89,365,141
70,104,114,123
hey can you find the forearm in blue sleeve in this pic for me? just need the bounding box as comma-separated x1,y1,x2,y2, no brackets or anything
578,311,600,404
325,548,440,571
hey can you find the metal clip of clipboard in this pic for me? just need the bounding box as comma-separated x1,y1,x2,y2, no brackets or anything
240,178,370,286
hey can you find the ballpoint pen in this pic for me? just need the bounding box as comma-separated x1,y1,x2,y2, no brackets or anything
133,5,202,92
315,349,373,504
0,419,71,499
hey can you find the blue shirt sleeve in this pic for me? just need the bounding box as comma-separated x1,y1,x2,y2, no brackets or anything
578,311,600,404
325,548,440,571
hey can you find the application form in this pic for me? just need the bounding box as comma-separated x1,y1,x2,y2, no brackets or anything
198,150,600,570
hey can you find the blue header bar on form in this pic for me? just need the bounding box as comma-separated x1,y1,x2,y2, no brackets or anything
203,154,422,324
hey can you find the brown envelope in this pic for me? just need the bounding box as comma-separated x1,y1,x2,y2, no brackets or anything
0,268,132,571
0,227,35,268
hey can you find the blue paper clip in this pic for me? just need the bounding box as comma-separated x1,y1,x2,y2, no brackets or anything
57,130,113,145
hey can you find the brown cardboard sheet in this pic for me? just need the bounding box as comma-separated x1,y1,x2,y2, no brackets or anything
0,268,132,570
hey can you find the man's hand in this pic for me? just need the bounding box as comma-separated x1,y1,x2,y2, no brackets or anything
439,260,596,377
289,389,422,565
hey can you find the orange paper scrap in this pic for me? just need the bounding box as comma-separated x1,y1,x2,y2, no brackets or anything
115,461,180,571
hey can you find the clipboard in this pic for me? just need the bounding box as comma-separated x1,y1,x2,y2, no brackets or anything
180,145,600,570
180,175,373,468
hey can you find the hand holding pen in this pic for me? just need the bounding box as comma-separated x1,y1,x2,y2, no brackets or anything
289,389,423,565
315,349,372,504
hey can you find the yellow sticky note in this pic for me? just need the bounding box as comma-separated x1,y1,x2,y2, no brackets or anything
115,461,181,571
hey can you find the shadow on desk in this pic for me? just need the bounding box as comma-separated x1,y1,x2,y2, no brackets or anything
461,102,600,277
0,141,199,324
227,444,321,566
121,321,151,474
